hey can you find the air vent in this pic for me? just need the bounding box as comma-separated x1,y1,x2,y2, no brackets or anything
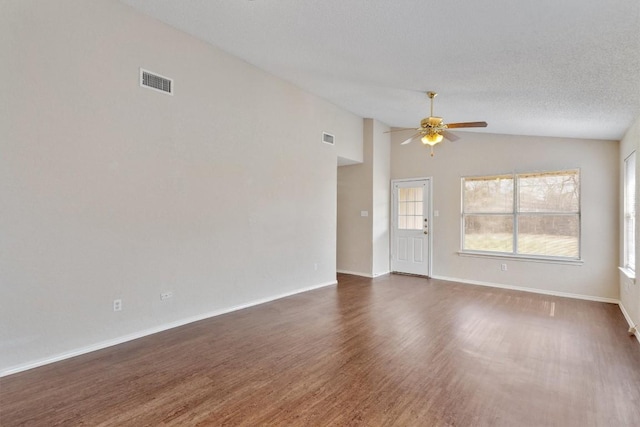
140,68,173,95
322,132,335,145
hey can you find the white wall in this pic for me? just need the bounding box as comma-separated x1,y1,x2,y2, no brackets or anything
337,144,373,276
620,114,640,328
0,0,363,374
391,131,619,300
337,130,364,165
371,120,391,276
336,119,390,277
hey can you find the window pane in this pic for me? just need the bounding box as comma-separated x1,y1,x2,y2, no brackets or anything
404,216,412,230
415,202,423,216
463,176,513,213
406,202,415,216
624,153,636,270
626,216,635,270
463,215,514,252
399,216,406,229
399,202,407,215
399,188,408,202
517,215,579,258
625,155,636,213
518,170,579,213
411,216,420,230
414,187,423,202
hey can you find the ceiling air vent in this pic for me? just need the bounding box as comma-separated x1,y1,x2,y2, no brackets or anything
140,68,173,95
322,132,335,145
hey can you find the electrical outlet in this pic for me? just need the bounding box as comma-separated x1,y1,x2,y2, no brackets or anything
160,291,173,300
113,299,122,312
500,263,507,271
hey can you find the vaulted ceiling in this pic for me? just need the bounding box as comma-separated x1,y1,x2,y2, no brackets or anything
121,0,640,141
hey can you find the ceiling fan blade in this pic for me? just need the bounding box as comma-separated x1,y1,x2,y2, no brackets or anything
442,130,460,142
384,127,418,133
400,132,421,145
446,121,488,129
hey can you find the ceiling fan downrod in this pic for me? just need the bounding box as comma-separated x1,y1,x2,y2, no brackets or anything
427,91,437,117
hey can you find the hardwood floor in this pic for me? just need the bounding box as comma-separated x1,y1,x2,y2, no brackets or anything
2,274,640,426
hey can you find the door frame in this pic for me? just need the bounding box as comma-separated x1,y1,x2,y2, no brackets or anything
390,177,434,277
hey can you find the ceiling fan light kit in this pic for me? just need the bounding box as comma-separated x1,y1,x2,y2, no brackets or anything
422,133,443,146
389,92,488,157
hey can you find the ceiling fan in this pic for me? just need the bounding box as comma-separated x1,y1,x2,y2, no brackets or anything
388,92,487,156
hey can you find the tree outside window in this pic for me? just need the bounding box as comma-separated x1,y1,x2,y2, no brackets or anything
462,170,580,259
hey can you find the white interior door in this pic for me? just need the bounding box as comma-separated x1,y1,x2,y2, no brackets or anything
391,179,431,276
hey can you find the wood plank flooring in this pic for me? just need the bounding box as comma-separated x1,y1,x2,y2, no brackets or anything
2,274,640,426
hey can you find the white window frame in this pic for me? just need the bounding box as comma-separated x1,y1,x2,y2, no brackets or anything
460,169,581,263
622,152,636,279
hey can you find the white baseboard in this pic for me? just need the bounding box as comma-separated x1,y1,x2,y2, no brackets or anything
0,280,337,378
430,275,620,304
373,270,391,277
337,269,373,278
618,302,640,343
336,270,390,278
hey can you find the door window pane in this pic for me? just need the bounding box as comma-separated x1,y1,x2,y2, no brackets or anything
399,216,406,229
398,187,424,230
407,216,416,230
415,202,423,216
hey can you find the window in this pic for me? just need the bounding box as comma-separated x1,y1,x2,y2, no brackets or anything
462,170,580,260
398,187,424,230
624,152,636,273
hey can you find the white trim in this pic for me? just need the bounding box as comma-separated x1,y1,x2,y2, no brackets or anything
618,266,636,281
372,271,391,277
618,302,640,343
458,251,584,266
337,269,374,278
430,275,619,304
336,270,391,278
0,280,337,378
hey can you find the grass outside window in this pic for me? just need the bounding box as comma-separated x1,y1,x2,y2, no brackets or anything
462,170,580,260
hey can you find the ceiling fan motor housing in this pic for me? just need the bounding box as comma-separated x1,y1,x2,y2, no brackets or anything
420,116,445,131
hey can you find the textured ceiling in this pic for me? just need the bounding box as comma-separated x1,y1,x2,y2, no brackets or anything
120,0,640,140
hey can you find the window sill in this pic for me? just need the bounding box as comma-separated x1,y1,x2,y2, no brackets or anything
618,266,636,281
457,251,583,266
